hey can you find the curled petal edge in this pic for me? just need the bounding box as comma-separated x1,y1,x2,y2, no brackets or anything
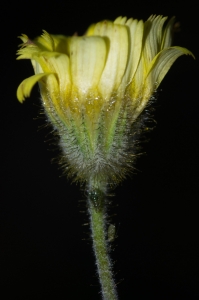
146,46,195,87
17,73,52,103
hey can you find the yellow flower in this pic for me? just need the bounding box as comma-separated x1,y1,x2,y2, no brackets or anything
16,15,193,184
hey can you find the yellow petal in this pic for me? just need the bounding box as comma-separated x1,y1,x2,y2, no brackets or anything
31,59,44,74
161,17,175,49
146,46,195,88
126,18,134,26
17,73,51,103
143,16,167,69
51,35,71,55
18,34,29,44
123,19,144,85
70,36,106,95
85,23,96,36
129,54,145,101
17,42,39,60
92,21,129,99
114,16,127,25
35,52,71,99
34,30,55,51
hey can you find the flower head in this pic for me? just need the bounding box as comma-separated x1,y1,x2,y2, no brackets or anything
17,15,193,184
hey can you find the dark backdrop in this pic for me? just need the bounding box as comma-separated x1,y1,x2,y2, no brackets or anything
1,0,198,299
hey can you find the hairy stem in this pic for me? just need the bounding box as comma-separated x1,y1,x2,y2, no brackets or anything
87,179,118,300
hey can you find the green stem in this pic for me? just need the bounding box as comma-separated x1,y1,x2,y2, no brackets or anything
87,180,118,300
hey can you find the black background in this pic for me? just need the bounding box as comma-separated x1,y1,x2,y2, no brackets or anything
1,1,198,299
